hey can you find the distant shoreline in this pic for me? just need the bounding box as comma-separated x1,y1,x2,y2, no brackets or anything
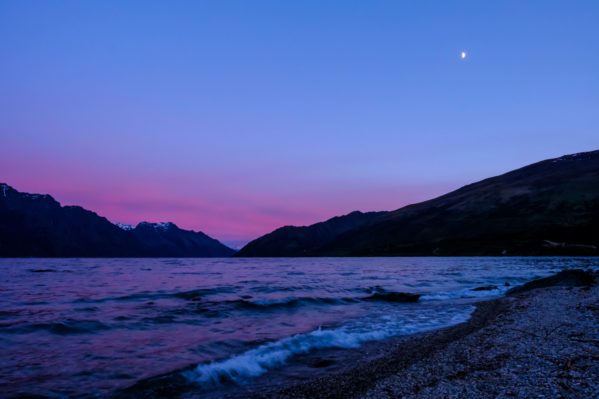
3,255,599,259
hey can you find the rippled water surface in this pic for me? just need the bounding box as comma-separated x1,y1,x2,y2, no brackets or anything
1,257,598,397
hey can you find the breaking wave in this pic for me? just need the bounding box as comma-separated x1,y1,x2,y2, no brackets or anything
184,305,474,387
420,286,510,301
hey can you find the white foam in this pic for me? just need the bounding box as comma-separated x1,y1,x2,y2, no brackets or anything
184,306,473,387
420,286,509,301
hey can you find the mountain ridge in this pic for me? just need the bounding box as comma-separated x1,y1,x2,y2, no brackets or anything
236,210,387,257
236,150,599,256
0,183,235,257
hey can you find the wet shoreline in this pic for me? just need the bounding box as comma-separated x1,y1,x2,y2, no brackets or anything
267,269,599,399
113,269,598,399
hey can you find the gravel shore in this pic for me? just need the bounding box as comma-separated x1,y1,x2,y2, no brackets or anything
266,269,599,399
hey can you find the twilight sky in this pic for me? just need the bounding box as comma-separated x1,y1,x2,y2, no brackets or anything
1,1,598,247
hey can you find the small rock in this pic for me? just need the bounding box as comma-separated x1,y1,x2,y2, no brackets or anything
311,358,336,368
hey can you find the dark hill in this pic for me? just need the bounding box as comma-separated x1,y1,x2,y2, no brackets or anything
0,184,235,257
237,150,599,256
130,221,235,257
236,211,386,257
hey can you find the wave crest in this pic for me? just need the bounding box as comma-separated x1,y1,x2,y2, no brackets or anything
184,305,473,387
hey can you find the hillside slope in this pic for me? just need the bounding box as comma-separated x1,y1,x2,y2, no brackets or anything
238,150,599,256
236,211,386,256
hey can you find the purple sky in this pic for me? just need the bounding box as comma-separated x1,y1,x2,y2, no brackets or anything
1,1,598,247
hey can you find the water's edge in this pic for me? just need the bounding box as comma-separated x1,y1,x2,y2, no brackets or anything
114,269,597,399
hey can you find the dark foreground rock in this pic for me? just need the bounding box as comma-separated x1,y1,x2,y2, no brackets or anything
364,291,421,303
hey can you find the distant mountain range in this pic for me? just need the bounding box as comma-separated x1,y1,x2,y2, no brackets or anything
0,184,235,257
3,150,599,258
237,150,599,256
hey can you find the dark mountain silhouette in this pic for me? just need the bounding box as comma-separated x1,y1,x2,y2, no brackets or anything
0,184,235,257
237,211,386,257
129,221,235,257
237,150,599,256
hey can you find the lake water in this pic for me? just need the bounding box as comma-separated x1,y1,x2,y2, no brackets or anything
1,257,598,397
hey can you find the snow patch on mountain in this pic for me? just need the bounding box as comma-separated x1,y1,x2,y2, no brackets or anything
136,221,177,231
551,151,595,163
